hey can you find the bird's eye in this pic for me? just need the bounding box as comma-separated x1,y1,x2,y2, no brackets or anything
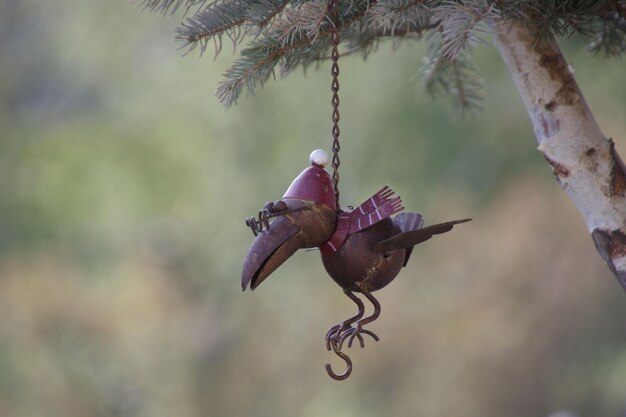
272,200,288,213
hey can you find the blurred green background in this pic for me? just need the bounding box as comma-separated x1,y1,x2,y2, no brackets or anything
1,1,626,417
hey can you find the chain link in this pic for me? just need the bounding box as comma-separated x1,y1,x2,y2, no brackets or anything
329,0,341,210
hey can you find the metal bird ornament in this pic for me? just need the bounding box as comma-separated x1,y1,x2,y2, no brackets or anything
242,149,471,380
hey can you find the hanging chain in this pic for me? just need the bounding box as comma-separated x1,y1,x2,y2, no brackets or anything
329,0,341,210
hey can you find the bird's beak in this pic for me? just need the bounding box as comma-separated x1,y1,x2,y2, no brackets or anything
241,215,302,291
241,199,337,291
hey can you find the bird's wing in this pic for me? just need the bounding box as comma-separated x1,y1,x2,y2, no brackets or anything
394,212,424,233
374,218,472,253
393,212,424,266
349,186,404,233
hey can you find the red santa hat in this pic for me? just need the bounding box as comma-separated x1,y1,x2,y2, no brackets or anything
283,149,336,210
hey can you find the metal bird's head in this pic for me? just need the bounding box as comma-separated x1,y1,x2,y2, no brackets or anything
241,150,337,291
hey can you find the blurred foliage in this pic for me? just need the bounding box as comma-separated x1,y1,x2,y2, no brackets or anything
1,1,626,417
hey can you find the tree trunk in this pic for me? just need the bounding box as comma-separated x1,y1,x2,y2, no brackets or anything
490,19,626,290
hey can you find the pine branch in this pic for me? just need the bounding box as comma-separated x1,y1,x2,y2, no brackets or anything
366,0,432,36
176,0,253,55
338,25,382,60
586,3,626,56
279,35,333,74
449,57,484,113
138,0,209,15
247,0,292,30
523,0,609,47
140,0,626,108
217,0,373,106
216,35,329,105
431,0,499,60
420,32,485,113
267,0,328,45
216,39,281,106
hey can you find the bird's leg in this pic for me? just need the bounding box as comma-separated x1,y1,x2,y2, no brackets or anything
325,289,366,349
339,282,381,349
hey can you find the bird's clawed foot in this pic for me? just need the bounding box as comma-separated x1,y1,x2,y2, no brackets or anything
325,288,365,350
325,323,358,349
338,324,379,349
324,286,382,380
324,320,380,381
334,282,382,350
325,322,378,350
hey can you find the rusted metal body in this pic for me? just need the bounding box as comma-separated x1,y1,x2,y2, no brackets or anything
322,218,405,292
241,150,471,380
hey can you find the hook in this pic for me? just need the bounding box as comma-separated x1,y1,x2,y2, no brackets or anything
325,340,353,380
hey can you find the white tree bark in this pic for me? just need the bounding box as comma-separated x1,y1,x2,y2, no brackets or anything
490,20,626,290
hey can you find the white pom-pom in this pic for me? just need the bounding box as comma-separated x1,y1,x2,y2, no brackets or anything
309,149,328,167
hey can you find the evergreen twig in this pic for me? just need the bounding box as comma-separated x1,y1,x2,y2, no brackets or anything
139,0,626,109
249,0,294,30
431,0,499,59
366,0,431,36
139,0,209,15
420,32,484,114
217,0,372,106
176,0,253,55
